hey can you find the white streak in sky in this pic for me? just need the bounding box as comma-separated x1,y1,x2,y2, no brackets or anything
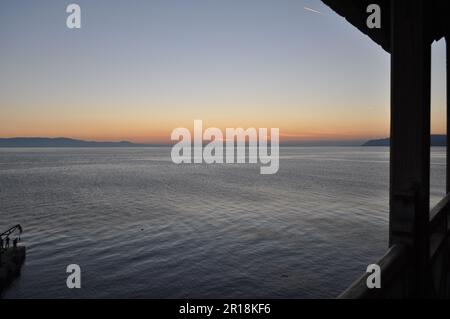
303,6,327,16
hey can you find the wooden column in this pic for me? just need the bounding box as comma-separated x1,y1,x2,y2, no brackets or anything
447,36,450,194
389,0,431,297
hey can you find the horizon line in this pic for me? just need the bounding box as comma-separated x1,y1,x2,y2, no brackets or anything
0,135,425,147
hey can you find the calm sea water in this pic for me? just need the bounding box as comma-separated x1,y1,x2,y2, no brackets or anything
0,147,446,298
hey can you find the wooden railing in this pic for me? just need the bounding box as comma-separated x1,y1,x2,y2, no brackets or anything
339,194,450,298
339,244,409,298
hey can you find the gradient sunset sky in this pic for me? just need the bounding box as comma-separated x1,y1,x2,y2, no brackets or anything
0,0,447,144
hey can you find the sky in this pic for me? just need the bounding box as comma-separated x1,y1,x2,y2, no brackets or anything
0,0,447,144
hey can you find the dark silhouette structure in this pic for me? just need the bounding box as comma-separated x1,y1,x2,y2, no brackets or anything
0,225,25,296
322,0,450,298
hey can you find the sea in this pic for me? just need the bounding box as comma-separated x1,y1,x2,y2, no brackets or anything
0,147,446,298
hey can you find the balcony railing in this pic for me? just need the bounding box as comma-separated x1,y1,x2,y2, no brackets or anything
339,194,450,298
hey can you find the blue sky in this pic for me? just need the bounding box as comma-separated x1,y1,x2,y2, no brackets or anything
0,0,446,143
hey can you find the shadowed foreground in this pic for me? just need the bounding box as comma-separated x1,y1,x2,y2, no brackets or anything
0,247,26,296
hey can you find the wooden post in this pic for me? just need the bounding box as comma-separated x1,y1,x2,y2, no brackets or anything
447,36,450,194
389,0,432,297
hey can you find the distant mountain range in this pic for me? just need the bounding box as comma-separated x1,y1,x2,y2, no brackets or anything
0,137,154,147
362,135,446,146
0,136,446,147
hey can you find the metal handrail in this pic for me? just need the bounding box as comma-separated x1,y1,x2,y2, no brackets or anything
0,224,23,239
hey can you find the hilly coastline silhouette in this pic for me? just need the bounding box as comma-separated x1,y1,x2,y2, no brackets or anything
0,137,153,147
0,136,446,147
362,135,446,146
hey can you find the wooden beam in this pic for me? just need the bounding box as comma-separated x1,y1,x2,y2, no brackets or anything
389,0,432,297
321,0,391,52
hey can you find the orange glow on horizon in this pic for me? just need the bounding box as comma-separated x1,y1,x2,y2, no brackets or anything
0,119,395,143
0,102,445,143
